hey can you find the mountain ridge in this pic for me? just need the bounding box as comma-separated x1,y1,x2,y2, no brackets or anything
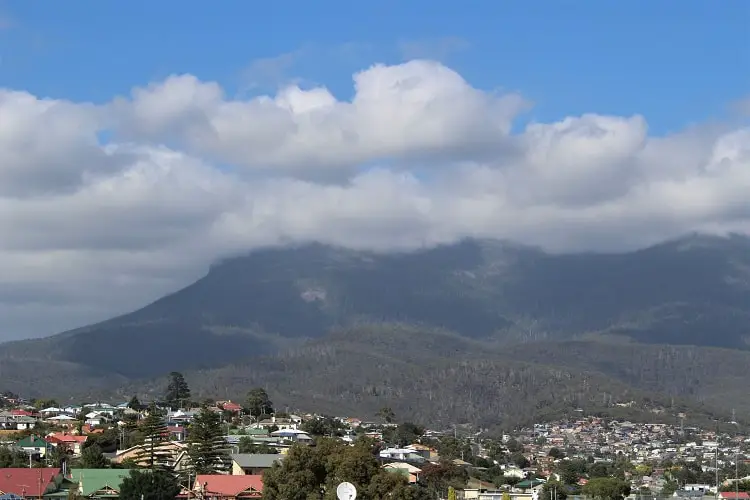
1,233,749,426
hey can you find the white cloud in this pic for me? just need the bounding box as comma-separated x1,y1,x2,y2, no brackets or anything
0,59,748,339
112,60,528,176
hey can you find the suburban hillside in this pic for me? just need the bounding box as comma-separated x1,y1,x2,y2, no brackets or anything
0,233,748,425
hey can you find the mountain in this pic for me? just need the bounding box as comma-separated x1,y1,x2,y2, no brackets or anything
1,233,749,425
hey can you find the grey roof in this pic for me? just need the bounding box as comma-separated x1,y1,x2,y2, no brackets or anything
230,453,284,469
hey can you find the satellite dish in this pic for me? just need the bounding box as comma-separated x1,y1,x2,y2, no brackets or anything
336,482,357,500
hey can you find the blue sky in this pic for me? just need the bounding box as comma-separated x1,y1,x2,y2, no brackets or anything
1,0,747,134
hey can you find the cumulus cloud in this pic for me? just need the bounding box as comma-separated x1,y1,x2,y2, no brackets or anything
0,59,748,339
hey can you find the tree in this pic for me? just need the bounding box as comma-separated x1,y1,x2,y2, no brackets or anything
367,470,432,500
301,416,345,437
33,399,59,410
245,388,273,418
421,460,469,498
47,445,70,469
128,396,142,410
75,411,86,435
582,477,631,500
437,437,471,461
548,447,565,460
0,447,32,467
557,459,587,485
237,437,277,454
165,372,191,409
511,452,530,469
721,481,750,493
542,480,568,500
485,440,507,462
262,437,428,500
83,428,119,454
506,438,524,453
119,470,180,500
80,444,109,468
134,404,171,470
378,407,396,424
384,422,425,447
187,406,229,474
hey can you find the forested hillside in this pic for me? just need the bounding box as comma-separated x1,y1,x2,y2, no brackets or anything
0,234,748,426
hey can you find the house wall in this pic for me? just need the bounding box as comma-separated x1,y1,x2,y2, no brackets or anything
231,464,269,476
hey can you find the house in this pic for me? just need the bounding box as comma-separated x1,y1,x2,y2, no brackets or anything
229,428,268,438
68,469,131,499
194,475,263,500
515,479,545,491
379,448,425,463
110,441,187,469
16,435,50,458
46,433,88,456
0,412,16,429
502,465,526,479
0,468,62,498
219,402,243,414
256,416,298,431
406,443,437,460
230,454,284,475
81,425,103,436
10,410,36,418
269,429,312,444
167,425,187,441
39,408,62,417
83,404,116,416
15,417,38,431
46,415,77,427
84,413,108,427
383,462,422,483
167,410,196,425
172,450,233,475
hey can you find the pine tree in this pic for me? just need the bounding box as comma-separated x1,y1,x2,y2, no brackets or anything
165,372,191,409
128,395,142,410
134,403,172,470
245,388,273,419
119,470,180,500
80,444,109,468
187,406,229,474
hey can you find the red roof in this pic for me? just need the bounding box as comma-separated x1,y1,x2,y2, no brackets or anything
46,433,87,444
221,402,242,412
0,468,61,496
719,494,750,500
196,475,263,497
11,410,35,417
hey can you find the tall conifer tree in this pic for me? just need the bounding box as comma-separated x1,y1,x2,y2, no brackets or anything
187,406,229,474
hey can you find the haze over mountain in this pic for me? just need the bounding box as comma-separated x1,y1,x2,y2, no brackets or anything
1,234,750,426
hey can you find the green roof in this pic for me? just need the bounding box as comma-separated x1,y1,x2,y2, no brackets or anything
68,469,132,497
516,480,545,488
247,437,280,443
17,436,47,447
